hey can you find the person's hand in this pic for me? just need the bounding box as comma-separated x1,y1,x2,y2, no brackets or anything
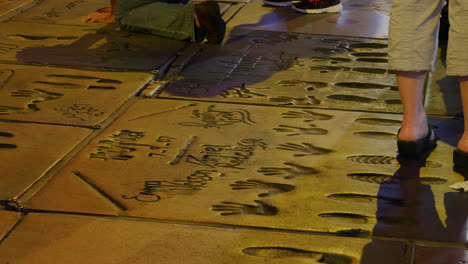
81,8,116,23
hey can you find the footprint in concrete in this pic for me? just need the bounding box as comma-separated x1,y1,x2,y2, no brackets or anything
328,193,380,203
347,173,394,184
274,124,328,136
353,131,397,140
356,58,388,63
318,212,369,224
243,247,353,264
354,118,401,126
277,143,333,157
326,94,378,103
258,162,320,179
348,173,448,185
211,200,278,216
419,177,448,185
230,180,295,197
327,193,408,207
351,52,387,57
346,155,443,168
347,155,396,165
349,42,388,50
281,109,333,121
334,82,398,91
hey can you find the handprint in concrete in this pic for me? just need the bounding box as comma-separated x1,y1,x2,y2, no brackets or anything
230,180,295,197
277,143,333,156
11,89,63,102
1,88,64,115
0,105,37,115
258,162,319,179
211,200,278,216
273,124,328,136
281,109,333,122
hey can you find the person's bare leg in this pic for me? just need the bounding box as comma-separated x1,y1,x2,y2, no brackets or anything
194,12,200,28
396,71,431,141
457,76,468,152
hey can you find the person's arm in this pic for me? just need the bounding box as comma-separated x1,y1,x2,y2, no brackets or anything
81,0,116,23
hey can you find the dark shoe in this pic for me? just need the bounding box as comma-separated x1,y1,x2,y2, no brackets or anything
194,27,207,43
263,0,299,7
194,1,226,44
397,126,438,157
292,0,342,14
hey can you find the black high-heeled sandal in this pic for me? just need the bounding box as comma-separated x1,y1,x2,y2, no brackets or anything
397,126,438,157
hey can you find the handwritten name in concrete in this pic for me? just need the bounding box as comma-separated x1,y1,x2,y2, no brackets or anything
186,138,267,169
121,170,217,202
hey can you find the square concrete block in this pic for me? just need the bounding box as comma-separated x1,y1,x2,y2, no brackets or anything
158,30,401,113
25,99,465,243
0,212,409,264
0,64,151,127
0,122,91,201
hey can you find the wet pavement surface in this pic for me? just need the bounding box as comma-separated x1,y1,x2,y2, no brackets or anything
0,0,467,263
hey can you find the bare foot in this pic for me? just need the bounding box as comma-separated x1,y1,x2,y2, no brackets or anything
397,112,433,141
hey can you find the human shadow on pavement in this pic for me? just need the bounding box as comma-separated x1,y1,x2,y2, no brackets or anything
13,24,187,72
359,155,468,263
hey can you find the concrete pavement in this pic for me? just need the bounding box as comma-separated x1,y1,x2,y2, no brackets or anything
0,0,467,263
